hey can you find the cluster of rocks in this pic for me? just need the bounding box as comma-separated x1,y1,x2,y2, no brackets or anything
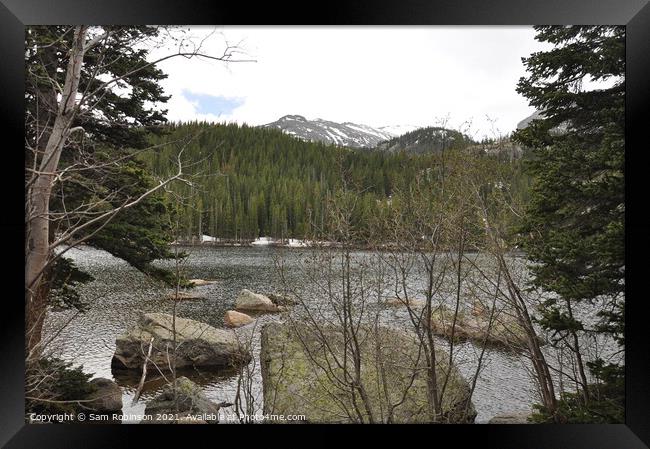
166,285,297,323
223,289,296,328
104,288,296,423
427,304,533,349
113,289,296,373
82,376,233,425
165,279,217,301
104,288,538,424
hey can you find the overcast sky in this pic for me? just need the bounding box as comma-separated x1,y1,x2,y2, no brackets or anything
151,26,552,139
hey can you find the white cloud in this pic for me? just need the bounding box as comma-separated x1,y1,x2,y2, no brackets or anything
150,26,552,138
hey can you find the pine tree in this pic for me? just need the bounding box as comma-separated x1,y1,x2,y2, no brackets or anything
513,25,625,422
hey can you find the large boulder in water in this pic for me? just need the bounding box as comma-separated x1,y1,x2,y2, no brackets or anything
224,310,255,328
235,289,282,313
111,312,251,371
260,322,476,423
86,378,122,413
142,377,226,423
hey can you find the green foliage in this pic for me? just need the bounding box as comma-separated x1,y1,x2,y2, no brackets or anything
26,357,96,417
143,121,421,240
51,144,182,285
530,361,624,424
376,126,474,154
513,25,624,306
26,26,182,289
514,24,625,334
143,122,528,245
50,257,94,311
513,25,625,422
25,26,170,151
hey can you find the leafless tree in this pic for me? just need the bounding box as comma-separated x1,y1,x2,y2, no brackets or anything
460,140,559,418
271,171,480,423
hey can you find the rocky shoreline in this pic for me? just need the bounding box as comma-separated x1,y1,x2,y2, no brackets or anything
52,285,537,424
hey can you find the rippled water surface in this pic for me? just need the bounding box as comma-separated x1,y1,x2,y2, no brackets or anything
46,245,544,423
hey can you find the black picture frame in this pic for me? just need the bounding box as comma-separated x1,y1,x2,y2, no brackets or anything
1,0,648,447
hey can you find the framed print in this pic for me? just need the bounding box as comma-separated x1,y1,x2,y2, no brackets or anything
2,0,649,447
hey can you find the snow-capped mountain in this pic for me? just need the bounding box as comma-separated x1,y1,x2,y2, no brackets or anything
262,115,396,148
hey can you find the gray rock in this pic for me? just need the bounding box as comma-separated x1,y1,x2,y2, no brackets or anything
235,289,281,313
260,322,476,423
516,110,545,130
112,312,251,371
142,377,225,423
87,378,122,412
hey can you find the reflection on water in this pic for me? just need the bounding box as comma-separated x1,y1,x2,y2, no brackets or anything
45,245,539,423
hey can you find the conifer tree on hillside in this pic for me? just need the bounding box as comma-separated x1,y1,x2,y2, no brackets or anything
144,122,532,243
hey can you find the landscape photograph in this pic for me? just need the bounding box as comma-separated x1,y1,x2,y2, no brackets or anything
25,25,625,425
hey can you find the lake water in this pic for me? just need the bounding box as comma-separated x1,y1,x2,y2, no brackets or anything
44,245,564,424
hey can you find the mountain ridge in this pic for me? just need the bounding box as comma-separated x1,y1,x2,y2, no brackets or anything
261,114,535,156
261,115,395,149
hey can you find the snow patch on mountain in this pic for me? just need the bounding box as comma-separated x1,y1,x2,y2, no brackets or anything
377,124,421,137
262,115,400,149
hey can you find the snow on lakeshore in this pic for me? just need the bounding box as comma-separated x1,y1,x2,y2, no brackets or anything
173,235,327,248
251,237,313,247
287,238,309,247
251,236,274,246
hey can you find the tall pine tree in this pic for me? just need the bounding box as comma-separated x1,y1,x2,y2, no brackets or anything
513,25,624,422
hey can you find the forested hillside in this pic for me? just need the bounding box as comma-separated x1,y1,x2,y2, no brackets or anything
375,126,475,154
142,121,529,242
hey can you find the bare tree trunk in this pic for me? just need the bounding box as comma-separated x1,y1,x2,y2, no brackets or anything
497,252,558,417
565,298,590,403
440,213,465,409
132,337,155,404
25,26,88,359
